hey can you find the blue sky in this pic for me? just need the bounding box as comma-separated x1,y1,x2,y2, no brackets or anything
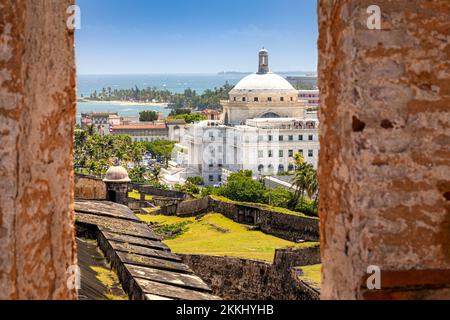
76,0,318,74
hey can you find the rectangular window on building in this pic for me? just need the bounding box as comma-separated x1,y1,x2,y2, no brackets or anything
288,135,293,141
280,97,284,102
309,135,314,141
242,97,246,102
258,150,264,158
289,150,294,157
308,150,314,157
218,175,222,182
279,135,284,141
299,149,304,155
233,97,236,101
268,97,272,102
209,175,214,182
279,150,284,158
299,135,303,141
254,97,259,102
268,135,273,142
268,150,273,158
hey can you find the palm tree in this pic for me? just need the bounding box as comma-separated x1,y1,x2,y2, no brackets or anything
290,153,317,211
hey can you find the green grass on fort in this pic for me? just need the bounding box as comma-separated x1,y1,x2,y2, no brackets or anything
298,264,321,287
137,213,319,262
128,190,153,201
210,195,319,220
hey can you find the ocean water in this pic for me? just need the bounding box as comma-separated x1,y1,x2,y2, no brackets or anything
76,73,308,121
77,74,248,97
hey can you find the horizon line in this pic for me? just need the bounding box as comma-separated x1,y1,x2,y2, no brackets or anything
77,71,317,76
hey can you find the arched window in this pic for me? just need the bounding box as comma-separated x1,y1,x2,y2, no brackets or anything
258,164,264,172
261,112,280,118
278,164,285,172
242,97,246,102
288,164,294,171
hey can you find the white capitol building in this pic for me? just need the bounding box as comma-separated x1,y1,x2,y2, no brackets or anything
172,49,319,186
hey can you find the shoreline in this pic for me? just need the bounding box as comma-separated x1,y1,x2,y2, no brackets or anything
77,99,170,108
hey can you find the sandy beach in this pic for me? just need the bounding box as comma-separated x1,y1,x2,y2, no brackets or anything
77,99,169,108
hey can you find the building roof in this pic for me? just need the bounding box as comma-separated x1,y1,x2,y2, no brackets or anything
74,200,219,300
113,124,167,130
230,72,296,92
103,165,131,183
166,119,187,125
202,109,221,115
82,112,118,117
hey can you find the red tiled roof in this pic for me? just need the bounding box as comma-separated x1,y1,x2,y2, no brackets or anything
113,124,167,130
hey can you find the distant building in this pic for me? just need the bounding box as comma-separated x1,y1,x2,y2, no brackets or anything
298,89,320,109
111,123,169,142
81,112,118,135
221,50,304,126
166,119,187,142
175,49,320,186
178,118,319,185
202,109,222,121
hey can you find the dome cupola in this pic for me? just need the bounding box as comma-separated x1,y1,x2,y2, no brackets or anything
103,159,131,183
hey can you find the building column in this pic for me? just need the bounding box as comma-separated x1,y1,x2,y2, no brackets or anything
318,0,450,299
0,0,77,299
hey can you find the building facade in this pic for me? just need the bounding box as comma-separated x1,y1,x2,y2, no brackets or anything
298,89,320,109
111,123,169,142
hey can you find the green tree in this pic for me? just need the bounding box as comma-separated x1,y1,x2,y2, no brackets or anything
290,153,318,213
139,110,159,122
143,140,176,168
221,170,265,203
186,176,205,186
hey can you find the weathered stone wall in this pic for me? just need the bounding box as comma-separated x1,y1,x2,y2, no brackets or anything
176,197,210,217
0,0,77,299
131,183,189,200
318,0,450,299
209,197,320,242
74,174,106,200
180,246,320,300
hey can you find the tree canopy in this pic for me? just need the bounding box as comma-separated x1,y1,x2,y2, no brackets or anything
88,83,234,111
139,110,159,122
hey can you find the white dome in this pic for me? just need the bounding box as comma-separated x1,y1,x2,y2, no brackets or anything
230,73,295,92
103,165,131,183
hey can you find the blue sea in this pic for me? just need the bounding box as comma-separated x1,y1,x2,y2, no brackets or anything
76,73,309,122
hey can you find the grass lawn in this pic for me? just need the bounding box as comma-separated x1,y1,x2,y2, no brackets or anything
137,213,319,262
128,190,153,201
299,264,321,287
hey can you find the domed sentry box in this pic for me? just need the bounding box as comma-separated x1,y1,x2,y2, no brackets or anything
103,161,131,205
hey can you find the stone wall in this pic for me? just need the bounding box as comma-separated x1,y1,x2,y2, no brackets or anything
318,0,450,299
180,246,320,300
209,197,320,242
74,174,106,200
139,196,320,241
176,197,210,217
0,0,77,299
131,183,189,200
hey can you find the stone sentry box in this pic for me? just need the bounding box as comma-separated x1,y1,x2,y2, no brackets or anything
103,163,131,205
